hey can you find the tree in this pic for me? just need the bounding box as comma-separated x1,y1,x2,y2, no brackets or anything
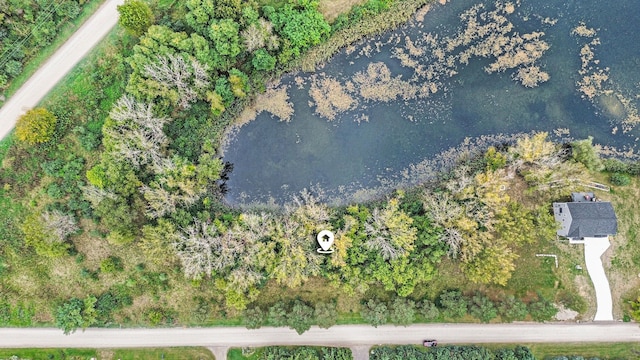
468,292,498,323
208,19,242,71
142,54,210,109
287,300,314,334
498,295,528,322
252,49,276,71
173,220,241,279
117,0,154,36
22,212,71,258
104,96,169,171
364,197,417,261
439,289,468,319
56,298,84,335
528,296,557,322
314,302,337,329
360,299,387,327
571,136,603,171
267,301,288,327
268,1,330,59
243,306,266,329
418,299,440,320
15,108,57,144
388,298,416,326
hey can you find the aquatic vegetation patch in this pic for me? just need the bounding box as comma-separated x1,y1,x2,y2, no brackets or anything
236,84,294,125
308,74,358,120
573,23,640,132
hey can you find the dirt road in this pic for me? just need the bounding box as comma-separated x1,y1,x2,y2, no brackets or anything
0,0,124,141
1,323,639,348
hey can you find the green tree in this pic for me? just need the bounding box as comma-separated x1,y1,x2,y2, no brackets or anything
468,292,497,323
528,296,557,322
56,298,86,335
243,306,266,329
269,1,330,59
418,299,440,320
268,301,288,327
388,298,416,325
252,49,276,71
118,0,154,36
208,19,242,71
314,302,338,329
360,299,387,327
287,300,314,334
571,136,603,171
439,289,468,319
498,295,528,322
15,108,57,145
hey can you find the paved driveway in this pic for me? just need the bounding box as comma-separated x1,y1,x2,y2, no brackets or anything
583,237,613,321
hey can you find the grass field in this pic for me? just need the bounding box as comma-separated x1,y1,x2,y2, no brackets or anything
0,347,215,360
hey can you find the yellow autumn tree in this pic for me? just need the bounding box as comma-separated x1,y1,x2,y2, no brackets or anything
15,108,57,144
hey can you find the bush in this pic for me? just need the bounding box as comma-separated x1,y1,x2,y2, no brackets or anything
100,256,124,273
15,108,57,145
610,172,631,186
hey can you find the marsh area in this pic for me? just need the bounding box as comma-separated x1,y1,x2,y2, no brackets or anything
223,0,640,205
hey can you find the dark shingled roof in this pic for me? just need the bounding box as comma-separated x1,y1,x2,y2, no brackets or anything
566,202,617,238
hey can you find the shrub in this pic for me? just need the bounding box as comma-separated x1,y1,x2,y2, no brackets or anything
610,172,631,186
100,256,123,273
15,108,57,145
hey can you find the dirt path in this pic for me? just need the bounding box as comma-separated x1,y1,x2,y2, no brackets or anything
0,0,124,141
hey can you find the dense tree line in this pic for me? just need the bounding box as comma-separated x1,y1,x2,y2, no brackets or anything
0,0,90,92
257,346,352,360
370,345,535,360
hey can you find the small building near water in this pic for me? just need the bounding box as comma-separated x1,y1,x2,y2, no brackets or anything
553,192,618,243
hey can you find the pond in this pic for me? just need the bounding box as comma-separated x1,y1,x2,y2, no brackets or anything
222,0,640,205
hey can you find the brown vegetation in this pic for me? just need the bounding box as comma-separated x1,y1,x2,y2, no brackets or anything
308,75,357,120
573,24,640,132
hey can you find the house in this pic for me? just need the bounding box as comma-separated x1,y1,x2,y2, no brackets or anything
553,192,617,242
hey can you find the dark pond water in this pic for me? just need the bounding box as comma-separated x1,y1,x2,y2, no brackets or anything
222,0,640,205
